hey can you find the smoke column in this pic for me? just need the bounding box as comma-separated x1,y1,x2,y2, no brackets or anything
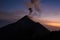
25,0,41,16
31,0,41,13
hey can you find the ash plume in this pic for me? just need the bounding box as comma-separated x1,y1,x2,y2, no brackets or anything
25,0,41,15
31,0,41,13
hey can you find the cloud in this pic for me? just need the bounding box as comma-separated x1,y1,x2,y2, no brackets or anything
0,19,13,28
0,10,26,27
0,10,26,21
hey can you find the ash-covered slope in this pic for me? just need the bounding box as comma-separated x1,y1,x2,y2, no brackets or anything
0,15,50,40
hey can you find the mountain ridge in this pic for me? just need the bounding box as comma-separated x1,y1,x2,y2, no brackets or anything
0,15,50,40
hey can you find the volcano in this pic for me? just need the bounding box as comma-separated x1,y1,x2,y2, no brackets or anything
0,15,50,40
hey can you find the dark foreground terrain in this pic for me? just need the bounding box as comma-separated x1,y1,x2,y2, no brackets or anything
0,15,60,40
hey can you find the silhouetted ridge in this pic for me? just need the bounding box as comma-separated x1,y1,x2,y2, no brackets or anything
42,30,60,40
0,15,50,40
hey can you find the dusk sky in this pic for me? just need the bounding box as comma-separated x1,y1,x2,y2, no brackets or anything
0,0,60,31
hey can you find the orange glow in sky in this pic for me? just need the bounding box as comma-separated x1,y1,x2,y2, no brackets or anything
37,18,60,27
45,22,60,27
30,17,60,28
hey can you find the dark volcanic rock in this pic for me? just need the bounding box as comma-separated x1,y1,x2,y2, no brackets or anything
0,15,50,40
